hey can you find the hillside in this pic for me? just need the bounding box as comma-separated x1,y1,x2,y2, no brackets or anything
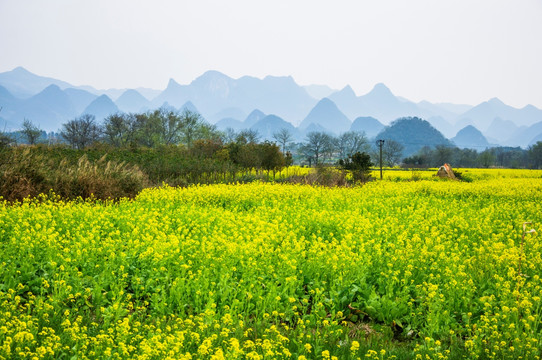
376,117,452,157
451,125,490,149
83,95,119,121
350,116,384,138
299,98,351,134
250,114,299,141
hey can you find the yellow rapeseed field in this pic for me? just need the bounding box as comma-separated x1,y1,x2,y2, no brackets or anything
1,170,541,359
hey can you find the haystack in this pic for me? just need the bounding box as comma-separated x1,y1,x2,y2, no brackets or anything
436,163,457,179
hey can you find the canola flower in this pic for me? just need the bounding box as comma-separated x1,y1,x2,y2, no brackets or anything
0,171,541,359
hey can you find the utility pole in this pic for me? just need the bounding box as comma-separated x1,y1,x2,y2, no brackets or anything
377,139,385,180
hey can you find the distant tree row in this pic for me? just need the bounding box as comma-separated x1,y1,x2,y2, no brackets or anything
4,109,542,170
403,144,542,169
60,108,218,149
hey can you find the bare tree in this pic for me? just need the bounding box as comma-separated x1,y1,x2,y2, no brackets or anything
61,114,102,149
382,139,404,166
337,131,369,159
272,128,293,153
301,131,333,165
21,119,42,145
236,129,260,144
222,128,237,144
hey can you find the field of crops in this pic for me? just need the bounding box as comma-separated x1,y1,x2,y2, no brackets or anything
1,171,542,359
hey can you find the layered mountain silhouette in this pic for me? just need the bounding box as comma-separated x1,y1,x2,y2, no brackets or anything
244,109,266,128
250,115,300,141
299,98,351,134
485,117,521,143
459,98,542,130
2,84,79,130
303,84,336,99
116,89,150,113
425,116,456,138
215,118,245,131
0,66,158,102
0,66,73,98
180,101,199,114
350,117,384,138
153,71,316,124
83,95,119,121
1,66,542,148
451,125,490,149
64,88,98,114
210,107,247,124
329,83,424,123
504,121,542,148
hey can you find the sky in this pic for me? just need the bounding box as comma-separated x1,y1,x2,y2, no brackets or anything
0,0,541,108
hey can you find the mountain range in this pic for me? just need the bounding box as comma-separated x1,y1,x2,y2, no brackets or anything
1,66,542,149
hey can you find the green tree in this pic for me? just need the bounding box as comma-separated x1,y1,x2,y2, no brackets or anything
478,149,496,168
178,109,216,146
338,151,373,183
258,141,286,178
432,145,454,167
528,142,542,169
103,113,135,147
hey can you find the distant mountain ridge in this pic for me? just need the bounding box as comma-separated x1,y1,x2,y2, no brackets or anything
1,66,542,147
451,125,490,149
153,71,317,125
116,89,150,113
83,95,119,121
350,117,384,138
299,98,351,134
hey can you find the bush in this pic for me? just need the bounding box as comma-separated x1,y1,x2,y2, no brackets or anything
0,149,147,202
283,165,347,187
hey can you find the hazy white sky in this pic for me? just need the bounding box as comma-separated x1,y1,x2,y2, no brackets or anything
1,0,541,107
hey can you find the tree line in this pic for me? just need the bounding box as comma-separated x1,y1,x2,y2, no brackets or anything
3,108,542,170
402,144,542,169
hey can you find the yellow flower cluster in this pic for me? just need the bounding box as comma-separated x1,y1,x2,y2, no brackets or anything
0,172,541,359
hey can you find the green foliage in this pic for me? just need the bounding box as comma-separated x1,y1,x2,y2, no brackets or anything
403,145,530,169
528,141,542,169
377,117,453,157
339,151,373,183
0,141,293,200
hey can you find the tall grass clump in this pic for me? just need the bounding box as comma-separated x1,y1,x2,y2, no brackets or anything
54,155,148,199
0,148,147,201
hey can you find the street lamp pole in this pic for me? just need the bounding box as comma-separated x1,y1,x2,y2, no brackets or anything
377,139,385,180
